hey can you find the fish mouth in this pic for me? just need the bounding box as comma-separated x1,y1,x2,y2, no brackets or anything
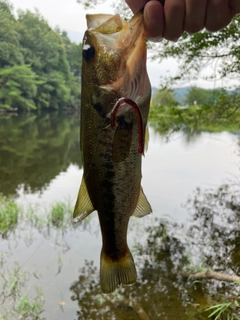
86,13,123,34
119,13,145,51
85,12,144,51
85,12,149,99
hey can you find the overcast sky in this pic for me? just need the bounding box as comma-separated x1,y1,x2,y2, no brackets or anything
12,0,230,89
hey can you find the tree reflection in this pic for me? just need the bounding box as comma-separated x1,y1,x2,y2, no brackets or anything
186,183,240,275
70,221,195,319
0,112,82,196
70,181,240,320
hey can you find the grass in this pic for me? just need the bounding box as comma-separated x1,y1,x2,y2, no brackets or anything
0,196,19,237
0,260,45,320
22,200,73,233
0,196,74,239
0,197,76,320
206,301,240,320
0,197,81,318
16,287,45,320
50,202,69,228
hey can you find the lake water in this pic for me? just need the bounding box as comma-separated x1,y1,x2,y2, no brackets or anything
1,113,240,319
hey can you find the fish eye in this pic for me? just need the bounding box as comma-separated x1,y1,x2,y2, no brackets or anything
83,45,95,62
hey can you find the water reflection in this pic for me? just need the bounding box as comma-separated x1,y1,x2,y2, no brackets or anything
1,113,240,319
186,183,240,274
1,177,240,318
0,113,82,196
70,179,240,319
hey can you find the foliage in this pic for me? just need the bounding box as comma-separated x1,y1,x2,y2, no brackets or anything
0,65,38,110
184,86,229,106
150,90,240,135
0,1,23,68
150,15,240,86
76,0,108,9
0,1,82,111
152,87,177,107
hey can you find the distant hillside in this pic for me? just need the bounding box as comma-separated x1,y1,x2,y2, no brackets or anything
152,86,191,105
152,87,240,105
173,87,191,105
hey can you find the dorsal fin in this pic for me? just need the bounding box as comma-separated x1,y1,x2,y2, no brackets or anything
132,187,152,218
73,176,95,222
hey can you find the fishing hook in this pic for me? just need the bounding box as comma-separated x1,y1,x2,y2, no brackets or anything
110,97,144,155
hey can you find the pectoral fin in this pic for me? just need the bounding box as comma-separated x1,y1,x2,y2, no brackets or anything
73,176,95,222
132,188,152,218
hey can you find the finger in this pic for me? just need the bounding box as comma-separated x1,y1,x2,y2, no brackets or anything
163,0,185,41
205,0,231,32
184,0,207,33
229,0,240,17
125,0,148,14
144,0,164,41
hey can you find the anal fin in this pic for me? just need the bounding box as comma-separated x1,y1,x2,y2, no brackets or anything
132,187,152,218
73,176,95,222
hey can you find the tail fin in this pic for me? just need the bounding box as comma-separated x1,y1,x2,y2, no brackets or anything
100,248,137,293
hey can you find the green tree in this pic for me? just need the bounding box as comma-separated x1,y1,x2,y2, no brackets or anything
17,9,69,77
0,1,23,68
59,30,82,78
0,65,37,110
184,86,209,106
36,71,70,109
152,88,177,107
206,88,229,106
184,87,231,107
16,8,78,110
0,3,82,111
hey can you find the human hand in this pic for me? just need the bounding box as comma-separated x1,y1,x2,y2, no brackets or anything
125,0,240,41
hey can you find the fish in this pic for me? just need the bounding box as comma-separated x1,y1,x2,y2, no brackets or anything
73,12,152,293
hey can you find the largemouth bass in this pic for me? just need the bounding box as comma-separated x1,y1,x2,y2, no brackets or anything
73,12,152,293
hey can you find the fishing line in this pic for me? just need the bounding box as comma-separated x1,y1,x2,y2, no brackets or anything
20,237,45,268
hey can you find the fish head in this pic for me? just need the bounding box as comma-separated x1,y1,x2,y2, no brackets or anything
82,12,151,113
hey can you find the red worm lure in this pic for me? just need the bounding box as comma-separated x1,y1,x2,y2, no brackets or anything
110,97,144,155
